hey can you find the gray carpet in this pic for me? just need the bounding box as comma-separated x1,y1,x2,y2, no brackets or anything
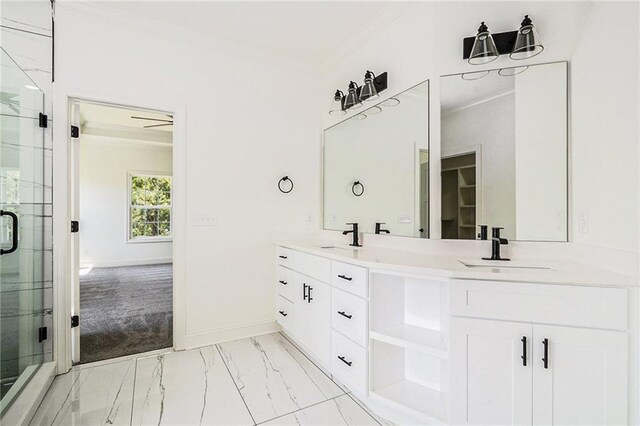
79,263,173,364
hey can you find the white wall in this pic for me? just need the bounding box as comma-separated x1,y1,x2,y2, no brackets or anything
79,137,173,267
570,1,639,253
441,94,516,238
55,4,322,348
321,1,639,274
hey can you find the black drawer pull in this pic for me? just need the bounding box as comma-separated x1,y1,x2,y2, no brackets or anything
303,283,308,301
337,274,352,281
307,286,313,303
278,310,287,317
279,280,287,285
542,338,549,369
338,311,353,319
338,356,352,367
521,336,527,366
278,255,288,259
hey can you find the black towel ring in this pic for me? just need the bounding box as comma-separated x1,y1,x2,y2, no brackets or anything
352,181,365,197
278,176,294,194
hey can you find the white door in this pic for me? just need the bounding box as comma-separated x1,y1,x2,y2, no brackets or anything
450,318,533,425
532,325,627,425
69,101,81,364
295,276,330,369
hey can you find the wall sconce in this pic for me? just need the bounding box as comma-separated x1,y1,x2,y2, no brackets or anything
329,90,346,116
463,15,544,64
344,81,362,110
327,70,388,115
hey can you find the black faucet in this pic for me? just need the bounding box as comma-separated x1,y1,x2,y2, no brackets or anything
342,223,362,247
482,227,510,261
375,222,390,235
477,225,488,240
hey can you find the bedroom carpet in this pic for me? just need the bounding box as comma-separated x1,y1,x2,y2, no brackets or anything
79,263,173,364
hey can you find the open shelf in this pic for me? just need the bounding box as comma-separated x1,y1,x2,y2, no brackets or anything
370,380,447,424
370,324,447,358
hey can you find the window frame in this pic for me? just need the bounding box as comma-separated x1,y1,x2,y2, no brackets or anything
126,171,173,244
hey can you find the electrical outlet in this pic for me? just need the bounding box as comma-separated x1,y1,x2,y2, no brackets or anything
307,215,313,224
578,211,588,234
193,211,218,226
398,213,412,224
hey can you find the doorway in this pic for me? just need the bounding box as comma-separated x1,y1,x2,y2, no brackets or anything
441,152,479,240
69,100,174,364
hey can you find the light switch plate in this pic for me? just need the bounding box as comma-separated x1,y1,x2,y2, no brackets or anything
193,211,218,226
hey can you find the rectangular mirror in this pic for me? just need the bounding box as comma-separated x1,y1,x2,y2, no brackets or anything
323,80,429,238
440,61,567,241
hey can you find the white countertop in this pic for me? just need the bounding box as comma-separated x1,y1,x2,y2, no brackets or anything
277,240,638,288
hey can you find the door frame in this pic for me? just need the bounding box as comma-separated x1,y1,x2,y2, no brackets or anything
53,85,187,373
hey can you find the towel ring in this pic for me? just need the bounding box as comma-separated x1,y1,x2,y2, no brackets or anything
352,181,365,197
278,176,294,194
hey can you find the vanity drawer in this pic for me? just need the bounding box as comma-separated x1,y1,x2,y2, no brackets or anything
276,266,295,301
295,251,331,283
331,261,368,298
331,288,367,347
450,279,628,330
276,295,294,332
331,330,367,396
276,247,294,267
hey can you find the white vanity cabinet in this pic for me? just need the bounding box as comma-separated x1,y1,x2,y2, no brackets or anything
450,280,628,425
275,244,632,425
275,250,332,369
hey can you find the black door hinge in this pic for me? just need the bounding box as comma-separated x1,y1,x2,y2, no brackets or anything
71,220,79,233
70,125,80,138
38,326,48,342
39,113,48,128
71,315,79,328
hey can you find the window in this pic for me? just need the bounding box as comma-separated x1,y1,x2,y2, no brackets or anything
128,173,172,241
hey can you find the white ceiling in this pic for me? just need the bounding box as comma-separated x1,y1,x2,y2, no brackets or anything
93,1,394,66
79,102,173,144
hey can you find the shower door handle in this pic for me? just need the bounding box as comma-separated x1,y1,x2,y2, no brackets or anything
0,210,18,255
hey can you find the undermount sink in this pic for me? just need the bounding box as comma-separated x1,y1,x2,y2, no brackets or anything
319,245,354,251
459,259,553,273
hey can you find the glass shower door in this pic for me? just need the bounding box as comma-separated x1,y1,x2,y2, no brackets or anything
0,47,53,412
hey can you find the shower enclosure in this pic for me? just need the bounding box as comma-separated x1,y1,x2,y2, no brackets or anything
0,46,53,412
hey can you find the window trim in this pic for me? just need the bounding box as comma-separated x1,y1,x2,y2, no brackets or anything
126,171,173,244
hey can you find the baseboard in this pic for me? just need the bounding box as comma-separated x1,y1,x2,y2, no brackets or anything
80,258,173,268
182,320,280,350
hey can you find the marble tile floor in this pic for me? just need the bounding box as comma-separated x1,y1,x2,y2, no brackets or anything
29,332,385,426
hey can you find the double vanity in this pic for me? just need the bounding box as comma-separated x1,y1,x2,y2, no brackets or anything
274,241,634,425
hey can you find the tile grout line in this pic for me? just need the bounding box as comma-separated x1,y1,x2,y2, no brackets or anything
129,358,138,426
214,343,257,425
278,332,381,426
255,393,346,425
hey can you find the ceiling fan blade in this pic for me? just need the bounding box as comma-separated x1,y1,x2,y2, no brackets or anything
144,123,173,129
131,115,173,123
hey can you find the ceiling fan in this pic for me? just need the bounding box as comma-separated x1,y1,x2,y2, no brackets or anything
131,114,173,129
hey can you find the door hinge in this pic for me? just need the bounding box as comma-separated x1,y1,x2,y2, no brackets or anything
38,326,48,342
71,315,79,328
70,125,80,138
39,113,48,128
71,220,79,233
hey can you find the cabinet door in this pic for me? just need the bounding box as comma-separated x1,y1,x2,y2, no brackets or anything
450,318,533,425
532,325,627,425
295,276,331,369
